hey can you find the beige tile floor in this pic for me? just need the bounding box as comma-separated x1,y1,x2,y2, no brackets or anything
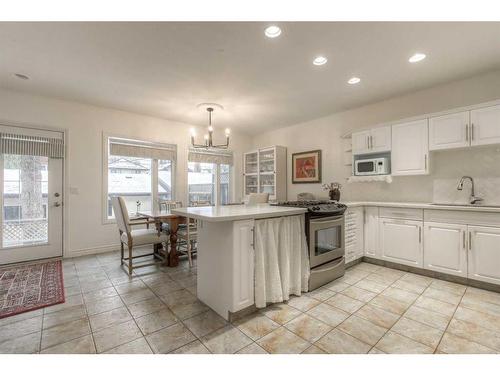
2,250,500,354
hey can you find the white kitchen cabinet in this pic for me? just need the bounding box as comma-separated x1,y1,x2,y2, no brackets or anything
379,218,423,267
364,207,379,259
232,219,255,312
243,146,286,202
468,225,500,285
352,126,391,155
391,119,429,176
470,105,500,147
429,111,470,151
345,207,364,263
423,222,467,277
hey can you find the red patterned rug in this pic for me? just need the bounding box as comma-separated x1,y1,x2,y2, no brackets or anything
0,260,65,319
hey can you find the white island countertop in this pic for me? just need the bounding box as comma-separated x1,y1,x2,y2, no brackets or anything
172,204,306,222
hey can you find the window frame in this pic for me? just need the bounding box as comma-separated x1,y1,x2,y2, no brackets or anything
102,133,176,224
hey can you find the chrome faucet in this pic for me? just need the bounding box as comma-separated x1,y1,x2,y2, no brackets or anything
457,176,483,205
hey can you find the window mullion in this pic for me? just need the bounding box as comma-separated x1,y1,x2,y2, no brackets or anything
152,159,158,211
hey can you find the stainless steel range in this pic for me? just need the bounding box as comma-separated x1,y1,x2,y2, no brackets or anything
271,200,347,290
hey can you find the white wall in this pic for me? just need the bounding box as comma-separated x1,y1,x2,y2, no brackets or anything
0,88,252,257
252,70,500,204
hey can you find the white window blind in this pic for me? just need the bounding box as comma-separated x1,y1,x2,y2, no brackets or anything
188,148,233,165
0,133,65,158
109,137,177,161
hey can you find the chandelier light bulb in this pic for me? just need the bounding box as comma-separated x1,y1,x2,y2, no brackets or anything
225,128,231,136
204,134,209,140
190,128,196,137
208,125,214,132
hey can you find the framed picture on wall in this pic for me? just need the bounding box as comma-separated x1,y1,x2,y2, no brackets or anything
292,149,322,184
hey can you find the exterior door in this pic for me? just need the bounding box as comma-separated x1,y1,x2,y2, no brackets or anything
0,134,63,264
423,222,467,277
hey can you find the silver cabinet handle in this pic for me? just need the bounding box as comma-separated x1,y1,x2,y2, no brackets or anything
419,227,422,243
366,135,369,149
462,231,466,250
465,124,469,142
424,154,428,171
471,123,474,141
370,135,373,149
250,227,255,248
468,231,472,251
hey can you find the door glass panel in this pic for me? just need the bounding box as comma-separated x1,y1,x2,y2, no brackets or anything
314,226,341,256
245,175,258,195
3,154,49,247
158,159,173,202
245,152,258,174
259,149,275,173
259,174,275,196
188,162,215,206
219,164,231,205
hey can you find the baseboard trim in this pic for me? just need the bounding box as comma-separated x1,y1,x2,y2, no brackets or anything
64,244,120,258
362,256,500,294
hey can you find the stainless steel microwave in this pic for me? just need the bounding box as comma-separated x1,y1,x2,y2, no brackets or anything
354,157,390,176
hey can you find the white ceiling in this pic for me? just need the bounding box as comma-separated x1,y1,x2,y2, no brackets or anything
1,22,500,134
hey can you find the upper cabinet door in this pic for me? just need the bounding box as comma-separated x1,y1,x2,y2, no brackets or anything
352,130,371,155
470,105,500,147
429,111,470,151
391,119,429,176
370,126,392,153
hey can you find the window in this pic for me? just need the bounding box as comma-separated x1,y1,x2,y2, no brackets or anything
187,149,233,206
105,136,176,219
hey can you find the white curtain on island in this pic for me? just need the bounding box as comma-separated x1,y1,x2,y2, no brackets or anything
254,215,310,308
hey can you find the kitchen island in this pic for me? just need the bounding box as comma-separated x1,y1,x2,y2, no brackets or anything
172,204,307,320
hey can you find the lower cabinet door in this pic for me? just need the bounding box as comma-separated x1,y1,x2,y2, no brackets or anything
468,225,500,285
232,219,255,311
379,218,423,267
364,207,379,258
423,222,467,277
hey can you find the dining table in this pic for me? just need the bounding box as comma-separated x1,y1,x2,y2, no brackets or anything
135,209,187,267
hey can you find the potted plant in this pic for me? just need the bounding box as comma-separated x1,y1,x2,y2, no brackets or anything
322,182,342,201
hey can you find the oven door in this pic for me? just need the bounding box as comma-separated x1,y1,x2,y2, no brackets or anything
309,216,344,268
355,160,376,175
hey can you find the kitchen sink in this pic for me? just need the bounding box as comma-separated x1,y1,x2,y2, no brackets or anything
430,203,500,208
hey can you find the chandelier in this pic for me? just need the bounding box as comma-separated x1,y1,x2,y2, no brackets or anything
190,106,230,149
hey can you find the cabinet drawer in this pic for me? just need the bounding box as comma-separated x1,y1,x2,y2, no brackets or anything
379,207,423,221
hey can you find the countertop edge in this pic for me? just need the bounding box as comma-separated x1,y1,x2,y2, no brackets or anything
343,201,500,213
171,207,307,222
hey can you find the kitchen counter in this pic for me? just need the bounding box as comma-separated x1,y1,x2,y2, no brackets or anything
342,201,500,213
172,203,306,222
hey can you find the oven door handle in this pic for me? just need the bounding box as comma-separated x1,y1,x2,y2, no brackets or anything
310,216,344,224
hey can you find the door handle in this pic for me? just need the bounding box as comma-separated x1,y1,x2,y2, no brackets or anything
54,202,62,207
468,231,472,251
419,227,422,243
462,231,466,250
465,124,469,142
370,135,373,149
471,123,474,141
250,227,255,249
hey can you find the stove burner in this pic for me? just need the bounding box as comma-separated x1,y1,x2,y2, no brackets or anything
271,200,347,216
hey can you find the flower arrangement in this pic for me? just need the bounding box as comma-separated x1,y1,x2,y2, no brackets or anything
322,182,342,201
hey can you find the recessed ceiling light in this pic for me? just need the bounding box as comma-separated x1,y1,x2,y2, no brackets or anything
14,73,29,80
264,25,281,38
348,77,361,85
409,53,426,63
313,56,328,66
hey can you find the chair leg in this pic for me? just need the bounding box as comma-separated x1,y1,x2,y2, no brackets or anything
187,240,193,268
128,243,133,275
120,242,124,262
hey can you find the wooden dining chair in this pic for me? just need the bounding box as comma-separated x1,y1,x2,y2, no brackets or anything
111,196,169,275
